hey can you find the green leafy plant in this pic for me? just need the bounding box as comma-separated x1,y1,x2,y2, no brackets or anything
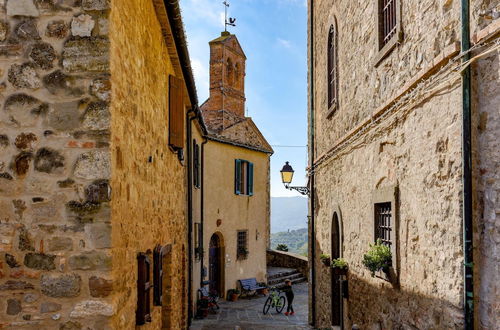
276,244,289,252
331,258,348,269
237,247,249,259
362,239,392,276
319,254,330,260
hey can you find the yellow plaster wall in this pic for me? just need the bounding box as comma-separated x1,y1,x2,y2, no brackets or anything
200,141,270,297
110,1,187,328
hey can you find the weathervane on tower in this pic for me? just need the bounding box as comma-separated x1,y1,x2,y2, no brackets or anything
223,1,236,32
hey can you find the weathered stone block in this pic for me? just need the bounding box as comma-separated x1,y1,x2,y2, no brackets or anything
69,300,113,318
7,298,22,315
14,19,40,40
59,321,82,330
85,180,110,202
71,14,94,37
87,223,111,248
13,152,32,177
30,42,57,70
0,135,9,147
48,237,73,251
18,226,35,251
7,0,39,17
82,102,110,130
89,76,110,101
67,200,100,215
23,293,39,303
4,94,48,121
0,280,35,290
8,63,41,89
5,254,21,268
74,150,110,179
24,253,56,270
82,0,109,10
41,301,62,313
46,20,69,38
68,250,111,270
41,273,81,297
43,70,84,96
62,37,109,73
15,133,37,150
0,20,8,41
34,148,64,173
57,178,75,188
48,101,81,131
89,276,112,297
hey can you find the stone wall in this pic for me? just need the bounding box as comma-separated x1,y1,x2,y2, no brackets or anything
308,1,499,329
266,249,308,280
109,0,188,329
0,0,113,328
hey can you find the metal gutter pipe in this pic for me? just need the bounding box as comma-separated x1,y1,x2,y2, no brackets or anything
186,109,196,325
461,0,474,328
308,0,316,326
200,138,208,285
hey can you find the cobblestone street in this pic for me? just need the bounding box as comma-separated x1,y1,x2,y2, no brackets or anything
190,282,311,330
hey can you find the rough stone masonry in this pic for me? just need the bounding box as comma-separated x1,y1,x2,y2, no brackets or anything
1,0,190,329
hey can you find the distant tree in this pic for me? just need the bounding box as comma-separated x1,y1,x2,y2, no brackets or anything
276,244,289,252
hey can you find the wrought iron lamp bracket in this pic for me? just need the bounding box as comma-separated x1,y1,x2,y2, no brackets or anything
284,184,310,196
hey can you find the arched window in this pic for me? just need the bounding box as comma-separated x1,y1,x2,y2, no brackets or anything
226,58,234,85
234,62,240,88
327,23,338,111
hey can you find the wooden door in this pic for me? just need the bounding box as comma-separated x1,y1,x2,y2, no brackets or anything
331,212,342,327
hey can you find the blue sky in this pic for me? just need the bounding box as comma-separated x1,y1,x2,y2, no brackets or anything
180,0,308,197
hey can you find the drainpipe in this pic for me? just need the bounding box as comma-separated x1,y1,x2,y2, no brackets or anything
186,108,196,325
200,138,208,286
460,0,473,329
308,0,316,327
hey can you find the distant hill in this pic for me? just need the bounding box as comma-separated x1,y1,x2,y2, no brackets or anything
271,228,308,256
271,196,308,233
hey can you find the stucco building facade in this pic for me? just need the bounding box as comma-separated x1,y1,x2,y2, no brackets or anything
0,0,195,328
307,1,499,329
189,32,273,314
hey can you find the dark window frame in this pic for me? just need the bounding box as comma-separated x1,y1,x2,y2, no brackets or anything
136,253,152,325
374,0,403,66
234,159,254,196
372,186,399,282
236,230,249,260
327,21,339,118
193,139,200,189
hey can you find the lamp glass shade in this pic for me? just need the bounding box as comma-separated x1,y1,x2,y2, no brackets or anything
280,161,294,184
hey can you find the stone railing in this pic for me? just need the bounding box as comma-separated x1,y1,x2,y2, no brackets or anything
266,249,308,280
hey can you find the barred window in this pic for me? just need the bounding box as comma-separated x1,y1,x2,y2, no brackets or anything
375,0,402,65
381,0,397,46
327,23,338,111
237,230,248,260
375,202,392,247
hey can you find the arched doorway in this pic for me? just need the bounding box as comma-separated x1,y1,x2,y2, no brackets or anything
331,212,343,327
209,233,224,297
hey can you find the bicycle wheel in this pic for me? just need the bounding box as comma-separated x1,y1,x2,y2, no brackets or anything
263,297,272,314
275,296,286,313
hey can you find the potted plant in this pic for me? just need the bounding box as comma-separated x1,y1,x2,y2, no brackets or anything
237,247,249,260
226,289,240,301
320,253,331,266
362,239,392,276
331,258,348,275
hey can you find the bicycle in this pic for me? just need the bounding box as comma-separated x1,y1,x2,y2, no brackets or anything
262,288,285,314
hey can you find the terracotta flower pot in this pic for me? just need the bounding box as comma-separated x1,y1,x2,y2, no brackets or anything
332,267,348,276
231,293,239,301
321,258,331,266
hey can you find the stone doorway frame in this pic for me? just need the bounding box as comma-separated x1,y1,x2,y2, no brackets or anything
209,232,225,298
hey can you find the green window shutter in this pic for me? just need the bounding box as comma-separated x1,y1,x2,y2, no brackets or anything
248,162,254,196
235,159,241,195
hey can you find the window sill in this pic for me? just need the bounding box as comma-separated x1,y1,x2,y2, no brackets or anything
326,103,338,119
374,33,401,67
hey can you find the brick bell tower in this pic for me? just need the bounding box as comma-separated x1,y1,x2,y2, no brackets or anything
201,31,247,120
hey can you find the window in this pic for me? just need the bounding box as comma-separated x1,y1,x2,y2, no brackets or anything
237,230,248,260
234,159,254,196
375,0,402,65
136,253,152,325
193,140,200,188
375,202,392,247
169,75,184,150
327,23,338,113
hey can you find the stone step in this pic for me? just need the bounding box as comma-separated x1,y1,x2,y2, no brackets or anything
269,276,307,289
268,272,303,286
267,269,300,280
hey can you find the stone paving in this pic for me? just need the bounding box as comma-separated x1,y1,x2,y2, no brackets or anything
190,282,311,330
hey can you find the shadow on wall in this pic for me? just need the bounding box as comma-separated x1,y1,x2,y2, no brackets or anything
314,240,464,329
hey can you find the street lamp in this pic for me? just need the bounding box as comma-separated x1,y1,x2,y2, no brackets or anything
280,161,309,196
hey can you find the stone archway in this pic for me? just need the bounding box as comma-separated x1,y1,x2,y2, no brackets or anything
209,232,225,297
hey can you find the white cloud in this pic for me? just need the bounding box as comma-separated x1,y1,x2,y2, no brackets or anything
190,58,210,102
181,0,226,28
277,38,292,48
